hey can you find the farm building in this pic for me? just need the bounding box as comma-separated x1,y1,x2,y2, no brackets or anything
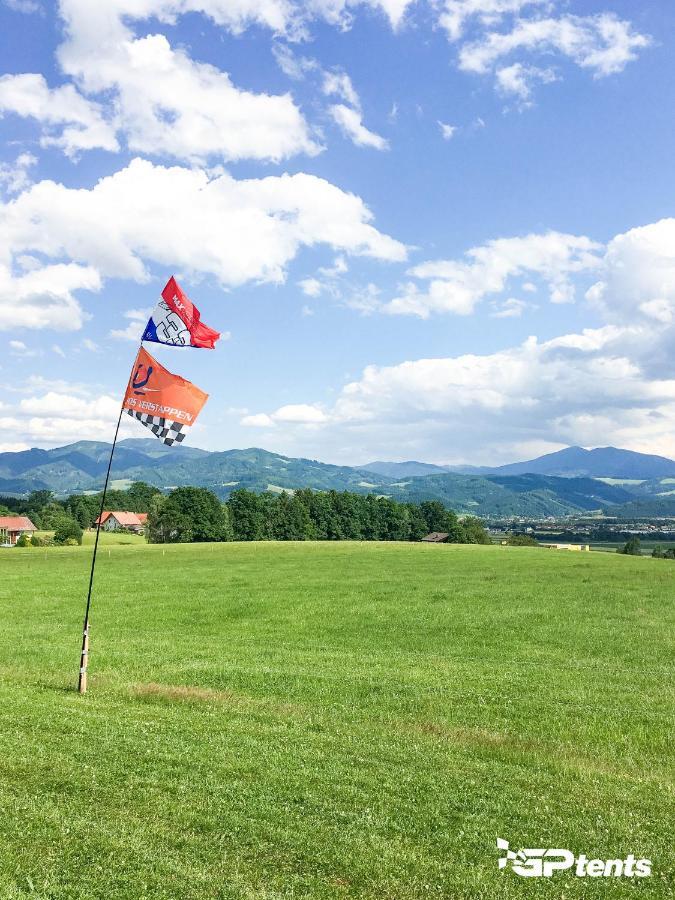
95,511,148,533
421,532,450,543
0,516,37,546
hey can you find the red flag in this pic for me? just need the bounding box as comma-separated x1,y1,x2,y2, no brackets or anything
142,276,221,349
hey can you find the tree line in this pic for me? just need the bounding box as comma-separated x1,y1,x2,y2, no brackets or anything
1,484,490,545
147,487,491,544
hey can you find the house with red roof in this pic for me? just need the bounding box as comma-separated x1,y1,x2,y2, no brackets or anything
95,511,148,533
0,516,37,546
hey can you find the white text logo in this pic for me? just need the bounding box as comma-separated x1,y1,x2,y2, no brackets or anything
497,838,651,878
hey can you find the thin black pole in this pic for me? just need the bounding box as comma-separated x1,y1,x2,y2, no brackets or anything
78,343,142,694
77,405,124,694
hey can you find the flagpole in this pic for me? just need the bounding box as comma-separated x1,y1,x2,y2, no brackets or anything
78,344,141,695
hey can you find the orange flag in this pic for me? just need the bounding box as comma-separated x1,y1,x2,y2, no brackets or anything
123,347,208,446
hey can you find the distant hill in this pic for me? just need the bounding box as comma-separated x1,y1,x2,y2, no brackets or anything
476,446,675,479
360,460,449,477
0,439,643,518
366,446,675,480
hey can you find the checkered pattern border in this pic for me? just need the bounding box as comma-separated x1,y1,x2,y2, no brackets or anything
127,409,187,446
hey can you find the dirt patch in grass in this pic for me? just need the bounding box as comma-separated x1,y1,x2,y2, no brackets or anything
129,680,308,720
410,721,671,784
133,681,237,703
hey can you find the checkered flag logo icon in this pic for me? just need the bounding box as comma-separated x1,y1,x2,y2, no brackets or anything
126,409,187,446
497,838,528,870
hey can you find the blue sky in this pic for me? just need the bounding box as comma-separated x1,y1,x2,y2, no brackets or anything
1,0,674,464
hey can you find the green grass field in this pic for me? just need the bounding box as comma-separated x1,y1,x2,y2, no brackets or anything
0,542,673,898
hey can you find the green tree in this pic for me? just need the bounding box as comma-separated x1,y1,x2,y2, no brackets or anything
149,487,227,543
126,481,162,511
460,517,491,544
405,503,429,542
419,500,463,541
53,517,83,545
506,534,539,547
228,490,265,541
618,537,641,556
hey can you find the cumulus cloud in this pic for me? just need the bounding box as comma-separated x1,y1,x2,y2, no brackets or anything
0,73,119,156
240,217,675,461
586,218,675,327
437,2,650,100
384,230,601,317
0,263,100,331
0,152,37,195
241,324,675,463
458,13,650,78
0,158,404,331
0,385,140,448
53,3,319,164
242,403,328,427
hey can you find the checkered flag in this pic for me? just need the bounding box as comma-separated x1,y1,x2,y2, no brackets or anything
126,410,187,446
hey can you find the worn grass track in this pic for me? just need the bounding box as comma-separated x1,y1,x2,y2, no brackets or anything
0,542,673,898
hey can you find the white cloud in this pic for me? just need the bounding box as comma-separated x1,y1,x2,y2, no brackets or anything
0,159,402,332
306,0,414,30
0,384,137,448
0,73,119,156
490,297,527,317
9,338,40,357
329,104,389,149
384,230,601,317
586,218,675,327
110,307,152,341
438,121,457,140
46,0,413,166
3,0,42,13
0,153,37,195
241,324,675,463
323,70,361,107
237,216,675,461
322,72,388,150
495,62,557,102
438,0,549,42
242,403,327,427
436,3,650,100
274,403,328,423
55,4,320,164
0,263,100,331
298,277,323,297
0,159,405,331
458,13,650,79
241,412,275,427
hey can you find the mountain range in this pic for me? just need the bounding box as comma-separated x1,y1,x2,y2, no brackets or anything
363,446,675,480
2,441,675,518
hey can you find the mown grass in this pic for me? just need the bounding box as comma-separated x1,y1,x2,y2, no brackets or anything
0,542,673,899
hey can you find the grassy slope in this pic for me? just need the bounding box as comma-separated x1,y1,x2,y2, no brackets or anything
0,543,672,899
